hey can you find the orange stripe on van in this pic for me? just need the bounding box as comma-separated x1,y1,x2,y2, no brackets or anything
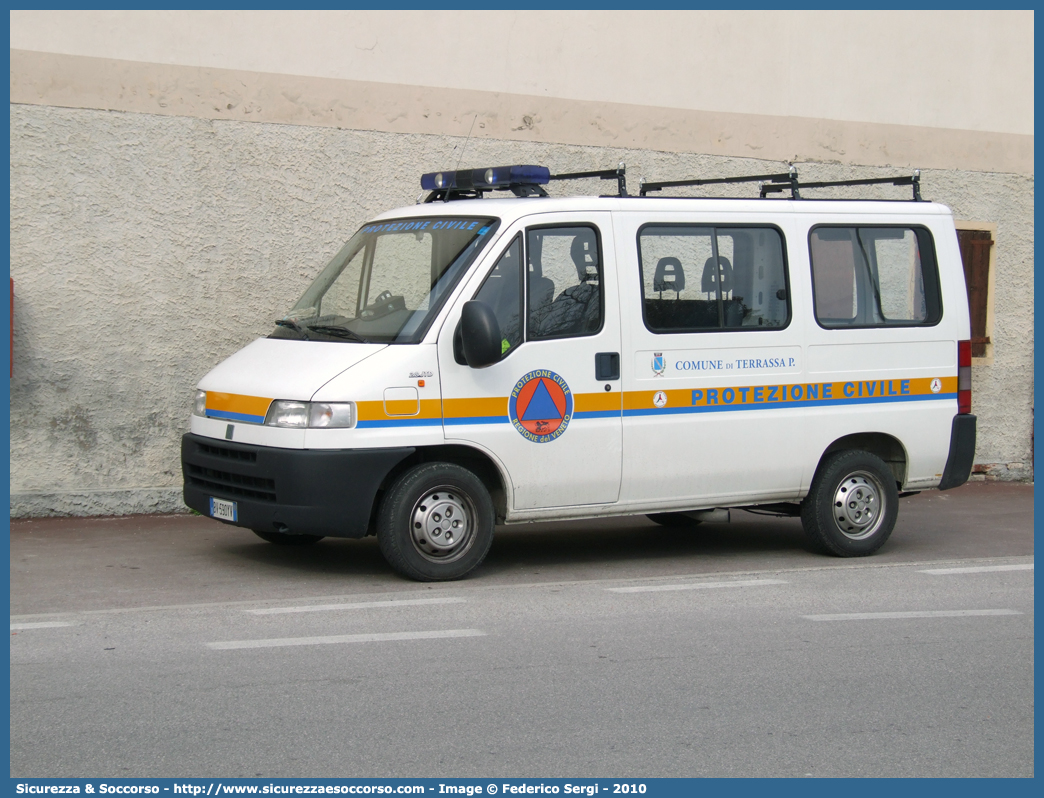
206,392,273,419
573,391,623,414
443,396,508,420
357,398,443,421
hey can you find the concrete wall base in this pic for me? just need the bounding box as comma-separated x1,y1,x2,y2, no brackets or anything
11,488,188,519
969,463,1034,483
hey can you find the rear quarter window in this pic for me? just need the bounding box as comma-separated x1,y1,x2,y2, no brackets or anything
809,225,942,328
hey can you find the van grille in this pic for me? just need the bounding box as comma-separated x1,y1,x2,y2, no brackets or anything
186,464,277,502
196,442,257,463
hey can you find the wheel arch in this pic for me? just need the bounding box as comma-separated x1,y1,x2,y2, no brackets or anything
371,444,509,531
818,432,908,488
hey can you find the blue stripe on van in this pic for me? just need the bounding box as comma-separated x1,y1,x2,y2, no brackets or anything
443,416,509,426
356,418,445,429
206,409,266,424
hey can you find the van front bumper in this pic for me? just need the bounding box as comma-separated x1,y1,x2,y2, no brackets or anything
181,433,414,538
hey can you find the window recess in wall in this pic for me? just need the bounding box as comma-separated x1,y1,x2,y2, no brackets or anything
956,225,996,361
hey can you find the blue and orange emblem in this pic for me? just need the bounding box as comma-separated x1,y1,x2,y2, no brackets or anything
508,370,573,443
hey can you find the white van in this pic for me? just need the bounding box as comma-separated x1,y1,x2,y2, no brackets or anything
182,164,976,581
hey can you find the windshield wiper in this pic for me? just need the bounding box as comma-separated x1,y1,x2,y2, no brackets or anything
305,324,370,343
274,318,309,338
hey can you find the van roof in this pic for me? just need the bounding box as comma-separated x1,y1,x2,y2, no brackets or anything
371,195,954,226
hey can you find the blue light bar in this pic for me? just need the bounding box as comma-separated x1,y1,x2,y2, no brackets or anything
421,165,551,192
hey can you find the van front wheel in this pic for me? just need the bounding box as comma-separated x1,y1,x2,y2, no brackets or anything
377,463,495,581
801,450,899,556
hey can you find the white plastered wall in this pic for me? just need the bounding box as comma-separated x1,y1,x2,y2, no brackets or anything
8,11,1034,516
10,10,1034,135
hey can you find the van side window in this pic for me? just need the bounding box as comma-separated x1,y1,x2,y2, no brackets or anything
526,226,603,339
810,226,942,328
473,235,523,356
638,225,789,332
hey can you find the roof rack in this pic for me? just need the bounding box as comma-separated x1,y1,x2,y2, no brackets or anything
549,164,628,199
421,163,628,202
418,164,924,203
639,166,923,201
759,171,923,201
639,170,797,197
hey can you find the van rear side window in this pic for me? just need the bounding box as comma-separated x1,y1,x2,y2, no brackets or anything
810,226,942,328
638,225,790,333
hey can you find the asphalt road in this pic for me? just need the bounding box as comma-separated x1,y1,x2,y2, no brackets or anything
9,481,1034,777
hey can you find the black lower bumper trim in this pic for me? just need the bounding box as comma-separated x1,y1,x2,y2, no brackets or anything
938,414,976,491
181,434,414,538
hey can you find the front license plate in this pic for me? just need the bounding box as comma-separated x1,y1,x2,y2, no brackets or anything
210,497,238,522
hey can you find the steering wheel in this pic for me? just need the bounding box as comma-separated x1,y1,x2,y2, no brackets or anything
360,290,406,319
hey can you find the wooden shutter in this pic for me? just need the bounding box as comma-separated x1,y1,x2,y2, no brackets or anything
957,229,993,357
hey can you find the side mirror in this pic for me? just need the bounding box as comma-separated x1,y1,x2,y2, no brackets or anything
459,300,502,368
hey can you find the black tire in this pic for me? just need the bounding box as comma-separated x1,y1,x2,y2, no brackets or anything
801,450,899,556
646,513,703,528
377,463,495,581
252,529,325,546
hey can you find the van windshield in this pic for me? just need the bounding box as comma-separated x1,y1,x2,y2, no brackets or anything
274,216,499,344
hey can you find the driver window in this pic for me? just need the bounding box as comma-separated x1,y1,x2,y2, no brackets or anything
474,235,522,356
527,226,603,339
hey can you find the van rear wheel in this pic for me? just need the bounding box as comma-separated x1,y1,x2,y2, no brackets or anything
801,450,898,556
377,463,495,581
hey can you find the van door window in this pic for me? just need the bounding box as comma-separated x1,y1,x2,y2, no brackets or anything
638,225,789,332
810,226,941,328
526,225,603,339
473,235,523,356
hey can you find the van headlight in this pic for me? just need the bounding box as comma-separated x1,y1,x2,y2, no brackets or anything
193,390,207,417
308,402,356,428
264,401,355,429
